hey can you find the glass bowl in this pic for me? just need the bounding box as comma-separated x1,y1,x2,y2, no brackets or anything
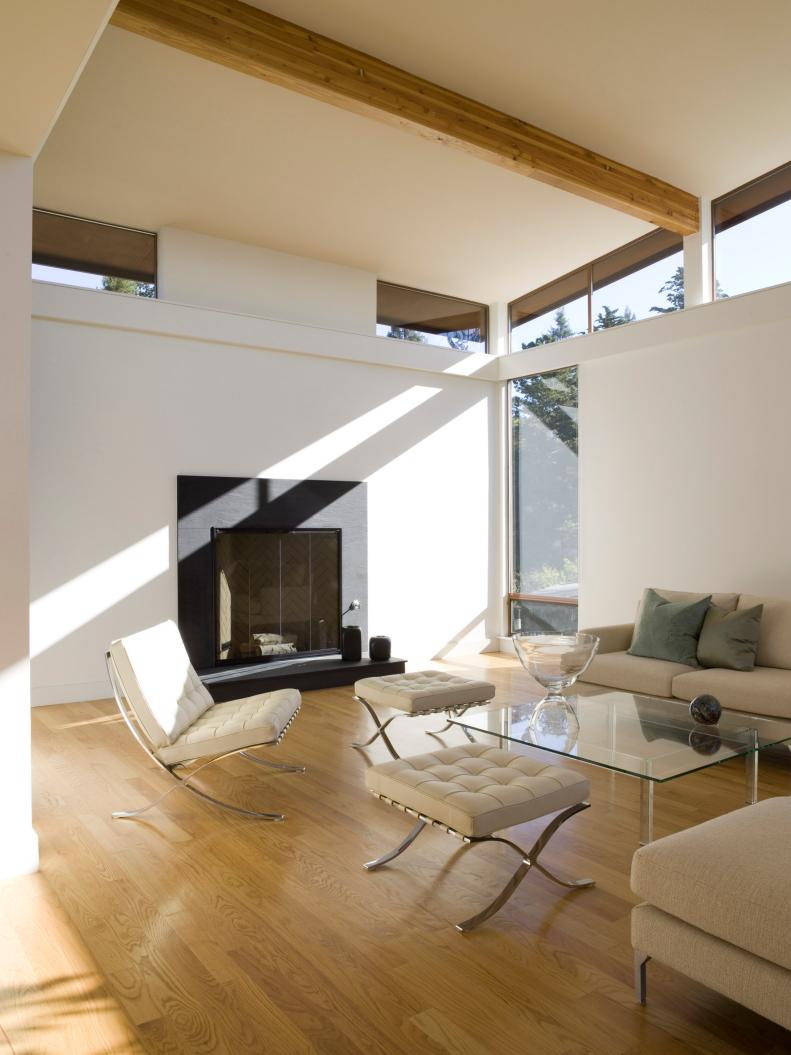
512,632,599,704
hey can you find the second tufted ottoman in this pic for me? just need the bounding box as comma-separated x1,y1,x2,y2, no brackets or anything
364,743,594,931
352,669,495,759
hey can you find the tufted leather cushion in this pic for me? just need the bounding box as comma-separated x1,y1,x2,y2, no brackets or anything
109,620,214,748
366,744,589,838
158,688,301,765
355,670,495,713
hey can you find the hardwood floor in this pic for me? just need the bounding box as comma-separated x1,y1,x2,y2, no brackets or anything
6,655,791,1053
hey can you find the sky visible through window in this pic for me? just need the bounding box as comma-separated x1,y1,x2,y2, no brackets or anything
32,263,104,288
715,199,791,297
511,200,791,350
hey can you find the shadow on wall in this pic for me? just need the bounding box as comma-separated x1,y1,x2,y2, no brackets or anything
31,355,497,695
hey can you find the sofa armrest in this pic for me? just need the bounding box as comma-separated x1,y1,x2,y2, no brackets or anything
579,623,634,654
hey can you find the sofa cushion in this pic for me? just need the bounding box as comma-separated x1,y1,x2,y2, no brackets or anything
697,604,763,671
628,589,710,666
738,593,791,671
631,797,791,973
636,588,739,621
671,665,791,719
579,651,697,697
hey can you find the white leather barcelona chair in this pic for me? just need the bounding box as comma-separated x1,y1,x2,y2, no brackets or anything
106,620,304,822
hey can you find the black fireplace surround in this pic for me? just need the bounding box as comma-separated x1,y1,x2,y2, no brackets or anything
177,476,404,700
178,474,367,668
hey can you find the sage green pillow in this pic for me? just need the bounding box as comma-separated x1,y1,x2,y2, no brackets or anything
628,588,711,665
697,604,763,671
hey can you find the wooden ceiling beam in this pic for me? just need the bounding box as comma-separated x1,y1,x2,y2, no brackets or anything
111,0,699,235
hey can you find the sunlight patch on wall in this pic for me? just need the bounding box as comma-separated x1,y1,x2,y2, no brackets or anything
30,527,170,658
259,385,441,480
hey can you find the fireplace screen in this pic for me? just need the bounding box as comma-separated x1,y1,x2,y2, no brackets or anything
214,528,341,663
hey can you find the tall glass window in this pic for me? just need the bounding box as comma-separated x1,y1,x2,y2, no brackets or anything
510,367,578,634
714,162,791,298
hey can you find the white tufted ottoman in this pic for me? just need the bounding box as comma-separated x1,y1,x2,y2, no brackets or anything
364,743,594,931
352,670,495,759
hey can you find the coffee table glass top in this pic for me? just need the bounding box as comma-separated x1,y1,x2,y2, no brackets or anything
447,689,791,782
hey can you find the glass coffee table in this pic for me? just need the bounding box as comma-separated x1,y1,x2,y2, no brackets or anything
447,687,791,843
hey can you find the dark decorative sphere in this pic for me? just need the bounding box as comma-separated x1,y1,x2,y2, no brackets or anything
689,694,722,725
688,729,722,755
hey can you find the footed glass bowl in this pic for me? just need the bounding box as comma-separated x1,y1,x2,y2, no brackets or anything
512,632,600,705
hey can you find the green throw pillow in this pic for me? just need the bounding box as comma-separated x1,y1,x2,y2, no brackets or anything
697,604,763,671
628,589,711,665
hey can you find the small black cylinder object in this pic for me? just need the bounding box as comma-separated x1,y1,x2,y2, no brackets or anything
341,625,362,662
369,635,391,661
689,694,722,725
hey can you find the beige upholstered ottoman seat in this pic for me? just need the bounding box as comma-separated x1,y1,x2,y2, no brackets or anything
632,797,791,1030
364,743,593,931
353,670,496,759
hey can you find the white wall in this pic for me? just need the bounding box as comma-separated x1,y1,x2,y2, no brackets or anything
0,152,38,876
577,282,791,627
158,227,377,335
30,284,497,703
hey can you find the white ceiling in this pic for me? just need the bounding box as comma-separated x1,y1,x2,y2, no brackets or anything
34,1,791,303
0,0,115,157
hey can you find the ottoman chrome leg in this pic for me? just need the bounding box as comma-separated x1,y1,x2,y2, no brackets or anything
428,704,482,739
634,950,650,1004
364,818,427,870
456,801,593,932
351,696,401,759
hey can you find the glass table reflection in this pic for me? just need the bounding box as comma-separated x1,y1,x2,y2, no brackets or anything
447,688,791,843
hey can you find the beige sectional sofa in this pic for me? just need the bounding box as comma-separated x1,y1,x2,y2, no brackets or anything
580,589,791,719
631,796,791,1031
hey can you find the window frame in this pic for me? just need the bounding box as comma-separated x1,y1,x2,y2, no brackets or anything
508,227,683,351
507,368,580,636
32,208,158,293
711,160,791,301
376,279,489,353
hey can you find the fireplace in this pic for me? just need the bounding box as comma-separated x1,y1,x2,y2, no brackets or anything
177,475,367,672
213,527,341,664
177,475,404,698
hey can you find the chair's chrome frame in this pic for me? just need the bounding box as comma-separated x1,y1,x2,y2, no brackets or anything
106,651,304,823
364,790,594,931
352,696,484,759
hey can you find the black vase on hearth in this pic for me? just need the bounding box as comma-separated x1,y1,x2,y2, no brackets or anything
341,625,362,662
369,635,391,661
